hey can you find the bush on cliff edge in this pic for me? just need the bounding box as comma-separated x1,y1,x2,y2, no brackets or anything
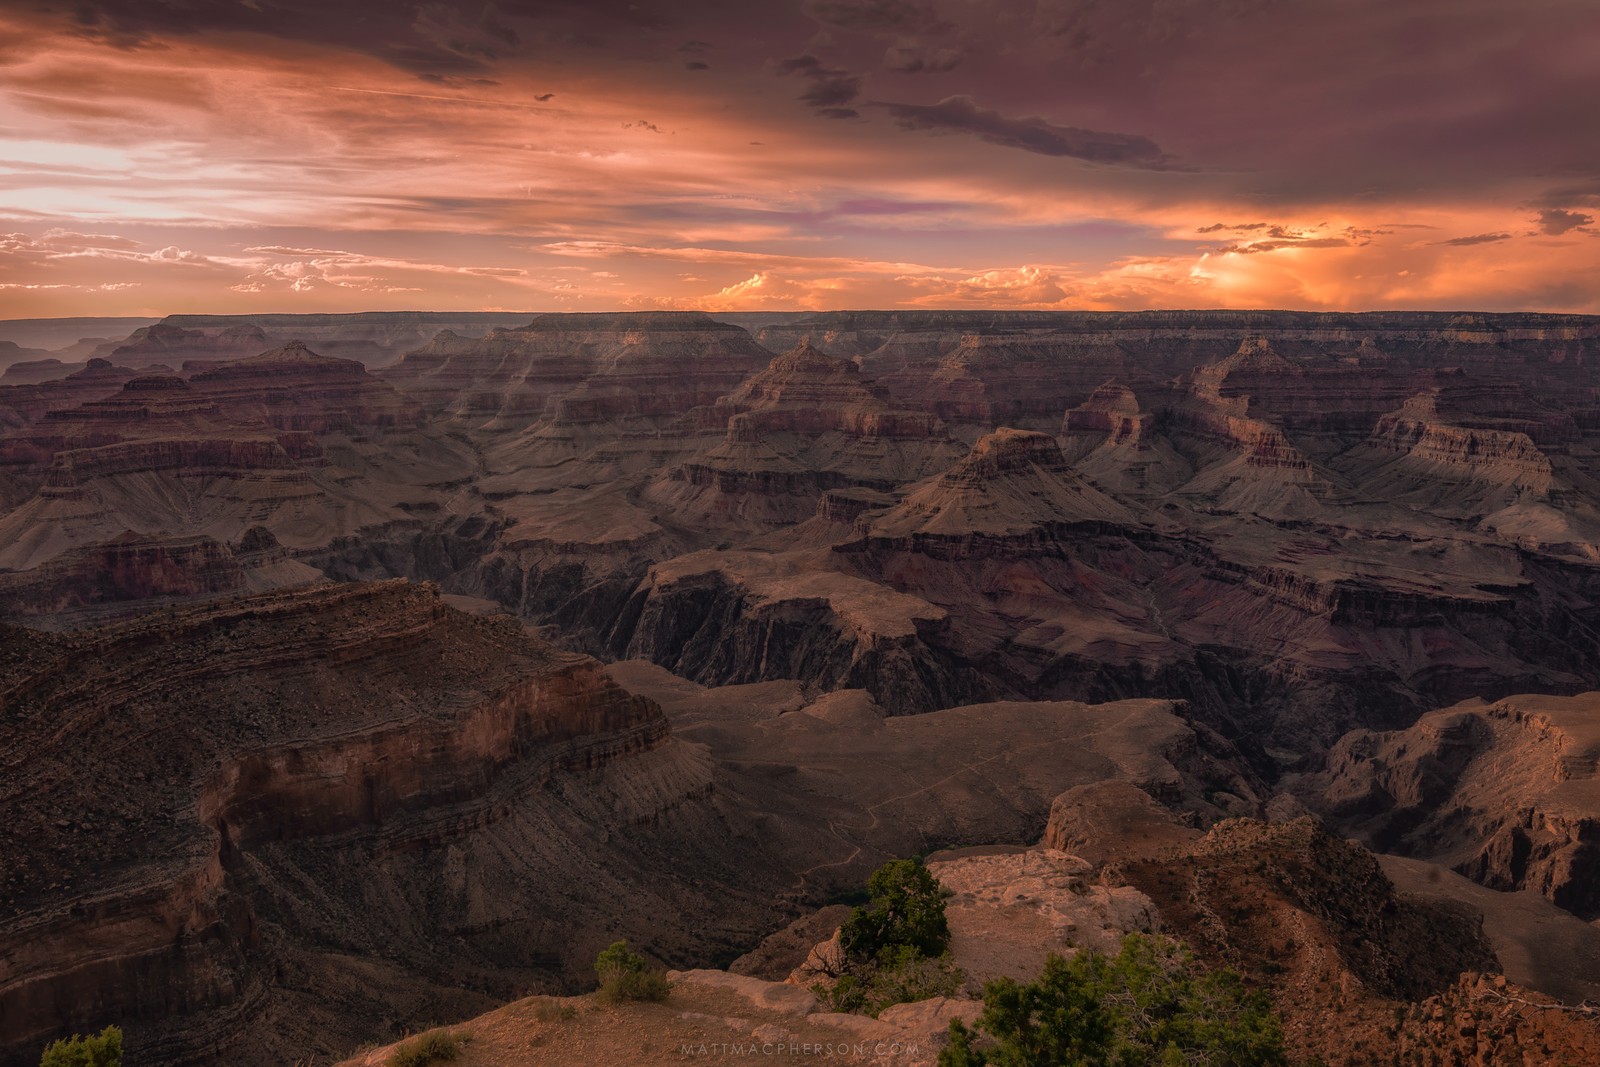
940,933,1287,1067
39,1026,122,1067
594,940,671,1003
819,858,963,1015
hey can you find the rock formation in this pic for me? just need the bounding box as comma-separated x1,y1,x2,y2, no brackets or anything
0,582,680,1065
1294,692,1600,919
3,309,1600,1062
862,428,1136,542
0,358,138,430
107,323,270,367
646,339,959,528
97,312,534,369
0,345,475,584
0,358,78,385
384,311,768,430
0,341,51,370
0,586,1260,1066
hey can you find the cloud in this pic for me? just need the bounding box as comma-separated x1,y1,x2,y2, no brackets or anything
2,229,230,268
1531,181,1600,209
460,266,528,277
884,44,963,73
879,95,1166,165
929,265,1070,304
56,1,496,77
804,0,946,35
9,2,1600,318
537,239,951,278
234,257,423,294
244,246,359,257
1440,232,1512,246
231,249,540,296
775,53,867,113
705,271,807,307
33,0,686,78
39,229,142,250
1537,208,1595,235
1218,237,1350,255
0,280,137,291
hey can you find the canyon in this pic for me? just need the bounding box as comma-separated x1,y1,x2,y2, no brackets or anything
4,308,1600,1064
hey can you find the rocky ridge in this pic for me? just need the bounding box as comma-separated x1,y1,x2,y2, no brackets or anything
1294,691,1600,919
0,588,1261,1066
0,582,677,1065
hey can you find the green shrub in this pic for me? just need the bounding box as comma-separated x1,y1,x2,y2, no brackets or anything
388,1030,461,1067
941,933,1288,1067
840,859,951,961
593,940,670,1003
817,944,964,1016
39,1027,122,1067
819,859,963,1015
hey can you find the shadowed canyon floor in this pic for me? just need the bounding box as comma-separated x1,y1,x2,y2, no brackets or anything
5,310,1600,1063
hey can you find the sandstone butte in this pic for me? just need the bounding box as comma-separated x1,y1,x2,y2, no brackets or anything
2,309,1600,1064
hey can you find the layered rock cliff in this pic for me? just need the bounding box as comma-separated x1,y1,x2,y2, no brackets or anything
383,311,768,430
1294,692,1600,919
650,340,961,527
1,581,1265,1066
108,323,269,367
0,581,683,1066
0,347,478,576
860,428,1137,546
6,308,1600,1063
101,313,535,369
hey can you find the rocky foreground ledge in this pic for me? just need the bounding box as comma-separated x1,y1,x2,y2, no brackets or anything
341,809,1600,1067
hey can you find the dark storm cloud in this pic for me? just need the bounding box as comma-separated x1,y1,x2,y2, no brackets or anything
775,53,866,113
1440,233,1512,247
1537,209,1595,236
880,95,1164,165
803,0,946,35
39,0,683,76
31,0,1600,208
1531,181,1600,209
884,45,963,73
801,74,865,107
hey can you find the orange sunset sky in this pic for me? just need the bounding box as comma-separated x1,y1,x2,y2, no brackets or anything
1,0,1598,317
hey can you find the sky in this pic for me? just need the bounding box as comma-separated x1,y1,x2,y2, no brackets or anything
1,0,1598,317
